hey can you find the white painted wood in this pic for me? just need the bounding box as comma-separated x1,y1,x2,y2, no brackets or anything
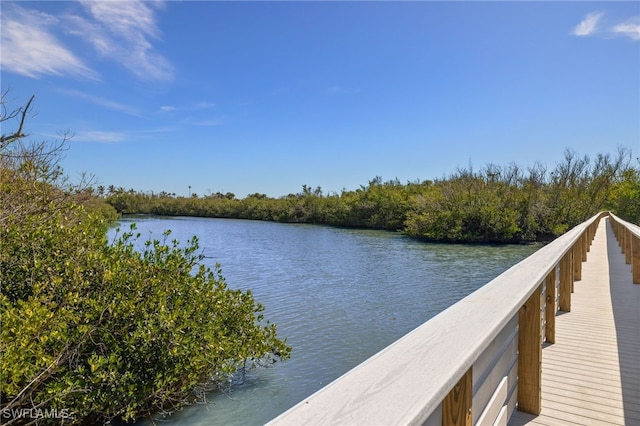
493,404,508,426
422,402,443,426
476,376,508,426
473,315,518,394
472,317,518,422
505,364,518,423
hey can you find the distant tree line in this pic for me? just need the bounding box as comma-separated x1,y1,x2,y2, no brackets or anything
105,148,640,243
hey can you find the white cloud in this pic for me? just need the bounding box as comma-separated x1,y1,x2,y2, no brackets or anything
1,1,172,82
158,101,215,113
57,89,141,116
74,130,129,143
74,125,178,143
66,0,173,82
0,5,98,79
573,11,605,37
612,19,640,41
80,0,163,41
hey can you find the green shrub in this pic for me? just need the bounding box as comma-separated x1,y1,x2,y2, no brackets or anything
1,193,290,424
0,94,290,424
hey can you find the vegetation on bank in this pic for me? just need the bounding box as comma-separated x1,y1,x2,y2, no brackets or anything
105,150,640,243
0,95,290,424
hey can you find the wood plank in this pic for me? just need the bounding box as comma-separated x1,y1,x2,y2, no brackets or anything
541,399,626,425
542,387,640,415
540,382,632,409
509,410,582,426
543,353,640,376
476,376,508,426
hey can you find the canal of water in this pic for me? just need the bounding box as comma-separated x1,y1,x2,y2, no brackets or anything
112,216,539,425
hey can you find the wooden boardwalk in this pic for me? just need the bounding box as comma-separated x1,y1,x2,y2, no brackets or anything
510,218,640,426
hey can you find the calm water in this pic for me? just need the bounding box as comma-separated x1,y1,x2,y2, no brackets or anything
111,216,539,425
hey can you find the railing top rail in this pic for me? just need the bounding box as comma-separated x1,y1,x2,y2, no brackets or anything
609,212,640,238
268,211,607,425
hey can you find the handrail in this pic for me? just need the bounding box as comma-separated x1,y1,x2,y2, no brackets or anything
609,212,640,284
267,212,607,426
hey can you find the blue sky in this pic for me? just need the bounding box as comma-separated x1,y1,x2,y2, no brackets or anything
2,1,639,198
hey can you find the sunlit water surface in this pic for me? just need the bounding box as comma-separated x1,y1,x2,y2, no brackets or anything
110,216,539,425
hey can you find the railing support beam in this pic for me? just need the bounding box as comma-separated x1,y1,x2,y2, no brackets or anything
559,251,572,312
517,285,542,415
625,229,632,264
573,238,583,281
544,269,556,344
442,367,472,426
633,234,640,285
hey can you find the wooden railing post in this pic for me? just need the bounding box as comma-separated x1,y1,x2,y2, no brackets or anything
443,367,472,426
617,222,622,243
625,229,632,264
573,237,583,281
559,250,572,312
544,269,556,344
518,285,542,415
633,234,640,285
582,231,588,260
617,220,623,248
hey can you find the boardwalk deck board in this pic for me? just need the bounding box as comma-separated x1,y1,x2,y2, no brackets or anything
509,218,640,426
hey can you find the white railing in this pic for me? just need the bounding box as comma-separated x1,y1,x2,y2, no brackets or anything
267,212,607,426
609,212,640,284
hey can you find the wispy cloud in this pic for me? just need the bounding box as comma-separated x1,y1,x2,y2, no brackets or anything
612,18,640,41
572,11,639,41
65,0,173,82
1,1,173,82
73,125,177,144
0,5,98,79
573,11,605,37
158,101,215,113
74,130,129,144
57,89,141,116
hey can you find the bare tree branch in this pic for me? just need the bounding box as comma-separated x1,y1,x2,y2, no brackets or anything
1,94,35,147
